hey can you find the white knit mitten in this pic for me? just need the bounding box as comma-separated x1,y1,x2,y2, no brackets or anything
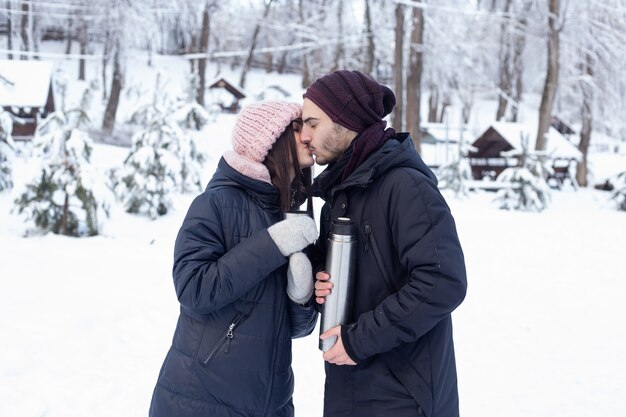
267,216,317,257
287,252,314,304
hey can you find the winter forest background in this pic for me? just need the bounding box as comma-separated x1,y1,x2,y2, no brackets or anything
1,1,625,417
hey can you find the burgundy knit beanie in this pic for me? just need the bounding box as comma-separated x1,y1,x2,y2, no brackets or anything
224,101,301,183
303,70,396,132
304,70,397,179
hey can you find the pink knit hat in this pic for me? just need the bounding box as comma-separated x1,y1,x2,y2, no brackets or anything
224,101,302,183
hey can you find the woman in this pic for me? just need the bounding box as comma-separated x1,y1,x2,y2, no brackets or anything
149,101,318,417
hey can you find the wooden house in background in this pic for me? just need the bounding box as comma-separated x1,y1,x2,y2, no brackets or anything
469,122,582,186
550,116,576,137
0,60,55,140
207,78,246,113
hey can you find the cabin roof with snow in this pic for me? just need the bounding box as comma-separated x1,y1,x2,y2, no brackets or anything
208,78,246,100
470,122,582,161
550,116,576,136
0,60,55,108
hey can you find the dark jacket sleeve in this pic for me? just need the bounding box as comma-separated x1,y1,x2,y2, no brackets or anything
288,298,318,338
172,194,287,315
342,169,467,361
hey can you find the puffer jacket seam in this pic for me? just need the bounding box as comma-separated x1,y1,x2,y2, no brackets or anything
155,382,265,414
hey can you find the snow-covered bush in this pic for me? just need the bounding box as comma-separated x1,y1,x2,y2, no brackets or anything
13,84,109,236
112,74,206,218
0,108,16,191
493,134,552,212
438,141,477,197
110,117,184,219
171,71,211,131
609,172,626,211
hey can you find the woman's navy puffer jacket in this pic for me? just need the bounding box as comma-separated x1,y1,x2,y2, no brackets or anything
149,158,317,417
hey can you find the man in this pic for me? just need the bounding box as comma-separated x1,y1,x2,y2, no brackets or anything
300,70,467,417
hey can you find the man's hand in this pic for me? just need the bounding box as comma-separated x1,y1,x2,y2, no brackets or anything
320,326,356,365
314,271,333,304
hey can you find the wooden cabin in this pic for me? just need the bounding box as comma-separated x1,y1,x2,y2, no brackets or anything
550,116,576,137
0,60,55,140
469,122,582,186
207,78,246,113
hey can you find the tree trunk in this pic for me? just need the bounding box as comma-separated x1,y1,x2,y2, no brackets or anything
363,0,375,75
6,1,13,60
20,1,29,59
240,0,273,89
102,41,123,134
65,16,73,55
428,86,438,123
576,54,593,187
298,0,311,88
196,1,211,106
405,5,424,153
392,3,404,131
536,0,560,151
331,0,344,72
495,0,512,121
509,1,531,122
78,21,87,80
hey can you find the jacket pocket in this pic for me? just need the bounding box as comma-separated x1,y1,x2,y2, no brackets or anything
200,311,248,366
383,350,434,417
364,223,397,293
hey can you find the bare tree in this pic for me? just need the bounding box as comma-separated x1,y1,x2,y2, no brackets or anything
240,0,273,89
392,3,405,130
495,0,513,121
331,0,345,72
102,38,123,134
405,4,424,153
78,17,88,80
536,0,561,151
196,0,212,106
363,0,375,75
298,0,312,87
496,0,532,122
6,1,13,60
576,52,593,187
20,0,30,59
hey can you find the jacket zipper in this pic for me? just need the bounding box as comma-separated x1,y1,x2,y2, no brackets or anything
202,312,245,365
364,224,396,293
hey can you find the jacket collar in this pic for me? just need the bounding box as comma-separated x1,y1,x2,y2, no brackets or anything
208,157,281,214
312,133,437,202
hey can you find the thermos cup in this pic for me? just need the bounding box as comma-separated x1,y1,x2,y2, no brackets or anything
319,217,357,352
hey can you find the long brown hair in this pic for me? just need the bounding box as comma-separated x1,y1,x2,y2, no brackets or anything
263,119,313,212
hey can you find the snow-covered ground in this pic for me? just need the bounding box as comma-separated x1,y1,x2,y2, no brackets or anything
2,116,625,417
2,50,626,417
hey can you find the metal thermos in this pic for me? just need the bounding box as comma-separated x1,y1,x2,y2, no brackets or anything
319,217,357,352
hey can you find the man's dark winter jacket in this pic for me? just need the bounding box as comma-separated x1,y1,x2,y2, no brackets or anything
149,158,317,417
313,134,467,417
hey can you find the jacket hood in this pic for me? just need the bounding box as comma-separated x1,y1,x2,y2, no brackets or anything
207,157,281,214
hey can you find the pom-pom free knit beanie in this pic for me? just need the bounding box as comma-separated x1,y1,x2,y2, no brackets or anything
224,101,301,183
303,70,396,180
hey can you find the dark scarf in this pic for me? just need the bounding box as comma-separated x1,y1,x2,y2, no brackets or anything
342,122,396,181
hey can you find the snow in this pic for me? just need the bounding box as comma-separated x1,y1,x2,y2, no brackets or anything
1,49,626,417
0,60,54,107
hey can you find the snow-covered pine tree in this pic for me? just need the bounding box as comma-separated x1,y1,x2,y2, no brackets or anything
493,133,552,212
14,82,109,236
438,139,477,197
0,108,16,192
171,71,211,131
609,172,626,211
113,74,205,213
